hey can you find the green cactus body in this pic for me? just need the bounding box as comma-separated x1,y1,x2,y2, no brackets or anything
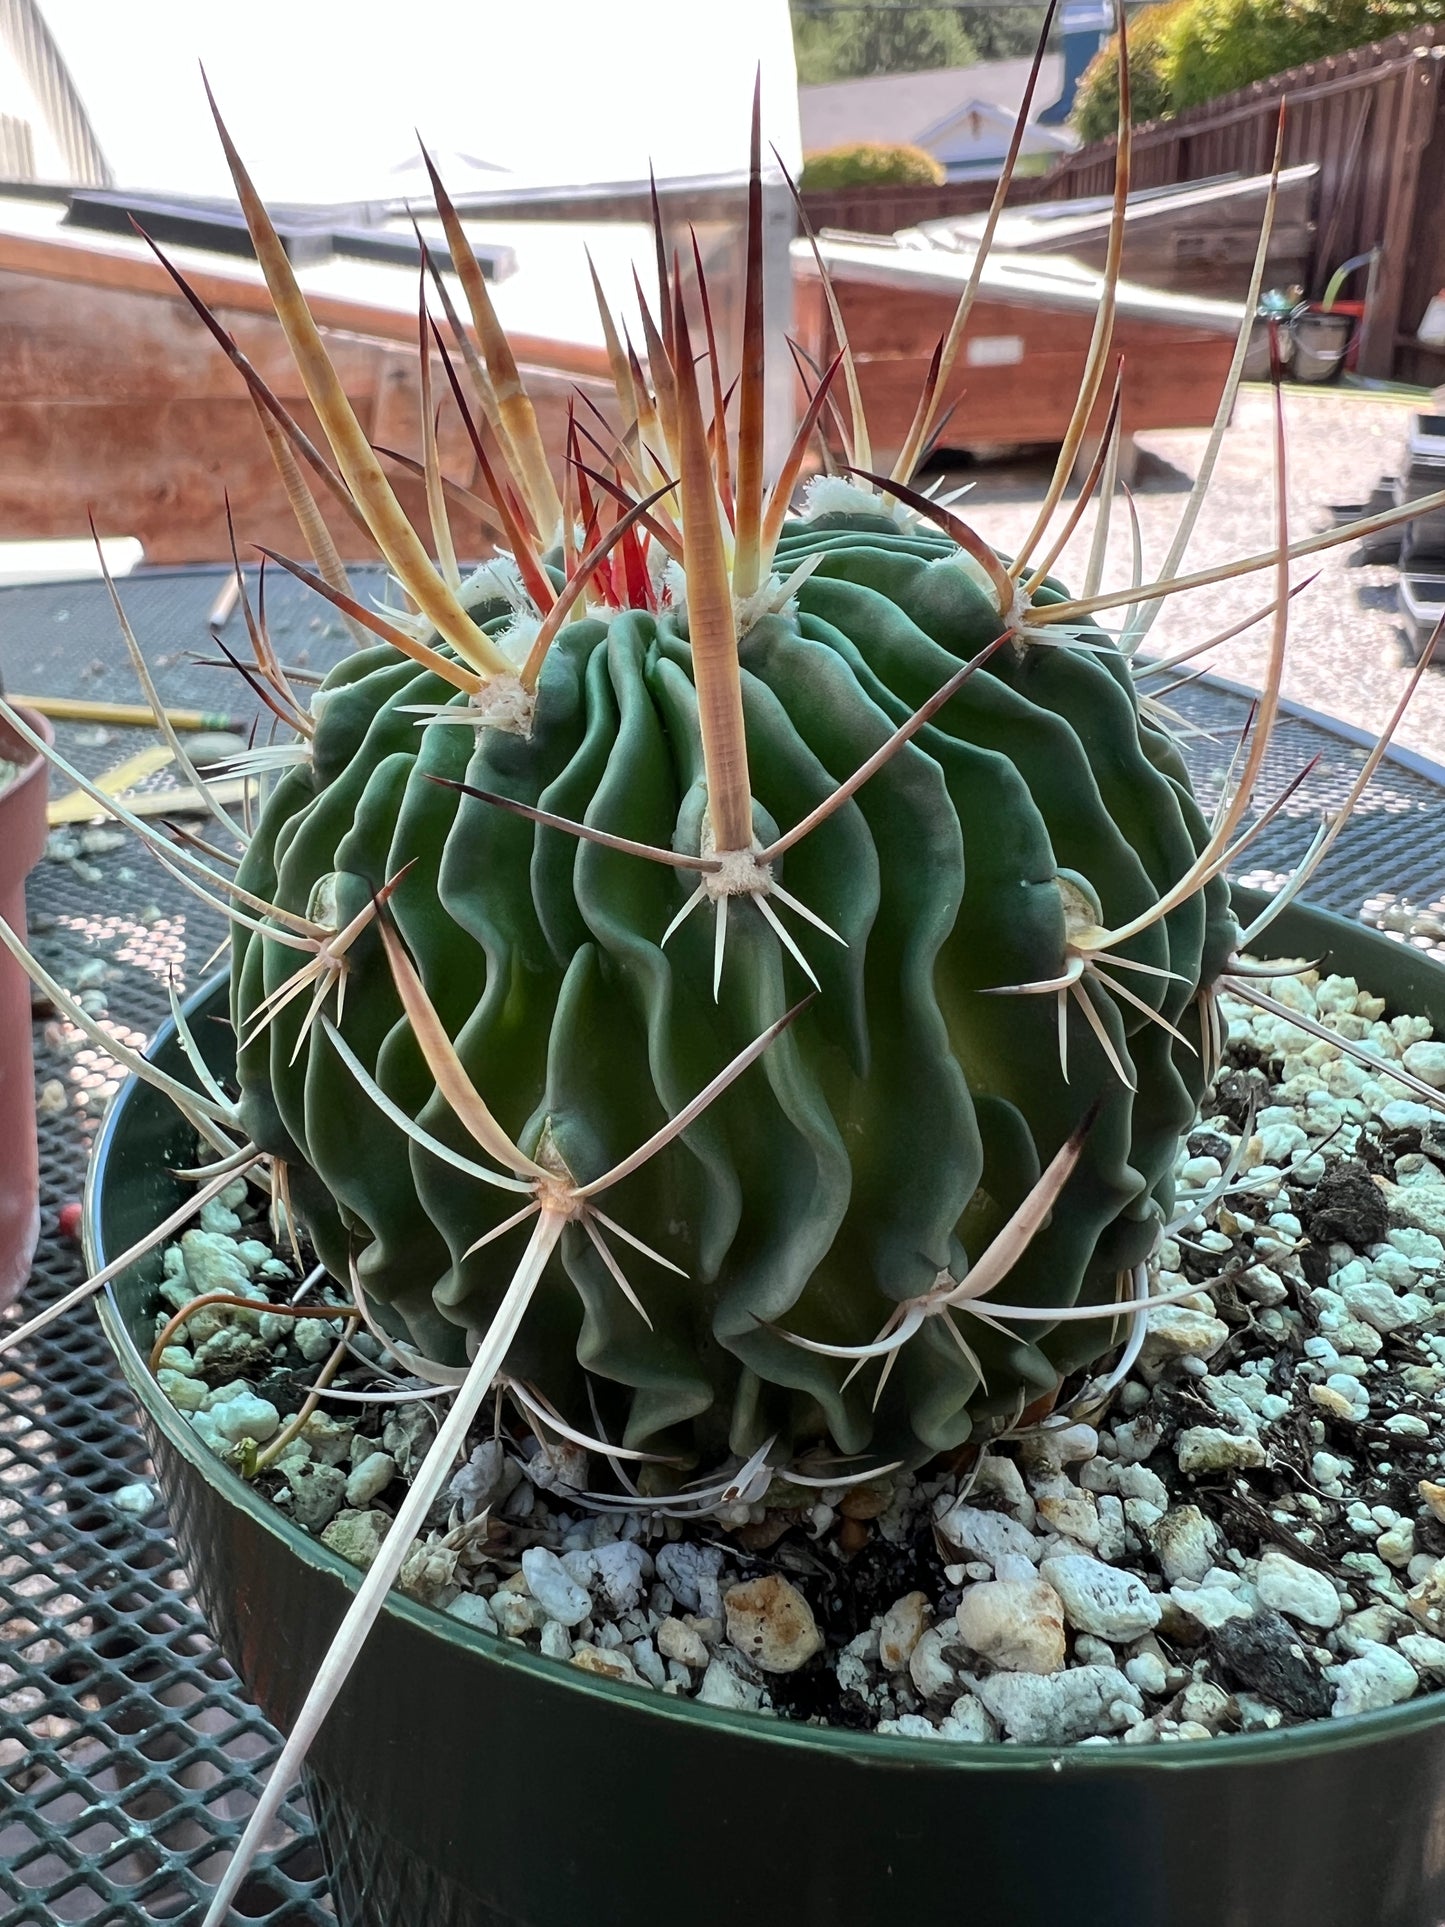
232,512,1234,1474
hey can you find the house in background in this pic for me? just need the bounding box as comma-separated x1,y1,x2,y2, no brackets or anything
1036,1,1114,126
798,5,1112,181
0,0,108,184
800,55,1074,181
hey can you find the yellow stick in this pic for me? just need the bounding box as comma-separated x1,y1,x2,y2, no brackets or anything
14,695,234,731
49,774,254,827
48,745,175,824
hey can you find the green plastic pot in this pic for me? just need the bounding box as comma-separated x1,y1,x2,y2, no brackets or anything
89,892,1445,1927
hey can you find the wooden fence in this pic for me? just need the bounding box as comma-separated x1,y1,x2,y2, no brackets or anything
798,173,1050,235
797,23,1445,385
1044,23,1445,381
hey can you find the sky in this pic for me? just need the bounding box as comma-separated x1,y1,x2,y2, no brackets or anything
41,0,802,201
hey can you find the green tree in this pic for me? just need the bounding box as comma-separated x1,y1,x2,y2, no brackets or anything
1169,0,1443,109
791,1,979,82
959,5,1054,61
1072,0,1445,133
1071,0,1189,140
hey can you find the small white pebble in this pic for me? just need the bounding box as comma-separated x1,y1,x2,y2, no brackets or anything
344,1452,396,1508
1328,1642,1419,1718
207,1392,281,1444
447,1592,499,1635
521,1547,592,1628
658,1617,710,1670
1398,1633,1445,1676
540,1619,574,1662
1176,1428,1266,1475
112,1481,157,1516
1378,1522,1417,1569
1124,1651,1169,1696
1386,1414,1430,1439
158,1369,206,1413
1256,1550,1342,1630
294,1317,341,1363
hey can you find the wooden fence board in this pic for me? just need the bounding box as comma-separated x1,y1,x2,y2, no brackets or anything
796,24,1445,382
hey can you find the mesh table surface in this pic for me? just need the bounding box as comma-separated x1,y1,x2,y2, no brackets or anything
3,567,1445,1924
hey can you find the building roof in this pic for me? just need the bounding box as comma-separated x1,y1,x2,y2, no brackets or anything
915,164,1319,251
799,54,1064,153
923,100,1077,168
796,231,1244,334
0,185,652,362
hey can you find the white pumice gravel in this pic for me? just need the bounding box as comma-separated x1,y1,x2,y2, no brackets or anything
1148,1506,1219,1585
520,1547,593,1628
935,1499,1042,1567
1327,1642,1420,1718
112,1481,157,1516
147,964,1445,1746
964,1665,1145,1744
697,1653,765,1712
1040,1555,1162,1642
344,1451,396,1508
954,1578,1067,1674
878,1591,930,1671
723,1576,824,1674
1175,1427,1268,1475
1254,1551,1343,1631
206,1390,281,1445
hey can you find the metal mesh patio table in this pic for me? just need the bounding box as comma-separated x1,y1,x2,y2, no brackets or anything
2,566,1443,1923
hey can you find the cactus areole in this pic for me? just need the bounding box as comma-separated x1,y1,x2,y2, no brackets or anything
232,493,1235,1476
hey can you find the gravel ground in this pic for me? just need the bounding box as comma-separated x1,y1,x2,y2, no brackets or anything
952,386,1444,764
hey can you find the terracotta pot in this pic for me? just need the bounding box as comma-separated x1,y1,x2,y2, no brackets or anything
0,707,50,1308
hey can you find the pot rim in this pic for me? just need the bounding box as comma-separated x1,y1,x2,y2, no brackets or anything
88,896,1445,1780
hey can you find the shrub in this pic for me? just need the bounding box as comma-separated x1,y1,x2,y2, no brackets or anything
1071,1,1190,142
1073,0,1444,134
1169,0,1442,110
800,142,945,192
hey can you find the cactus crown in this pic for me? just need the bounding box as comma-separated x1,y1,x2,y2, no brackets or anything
4,19,1445,1920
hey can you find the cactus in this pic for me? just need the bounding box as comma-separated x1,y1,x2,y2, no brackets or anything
183,61,1252,1482
7,82,1442,1474
5,30,1445,1924
231,486,1237,1473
